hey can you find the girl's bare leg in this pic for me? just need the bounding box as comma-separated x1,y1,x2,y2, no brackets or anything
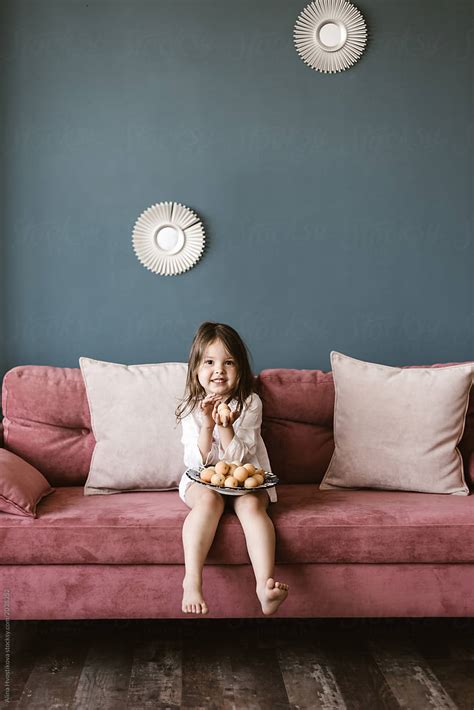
181,484,225,615
233,491,289,615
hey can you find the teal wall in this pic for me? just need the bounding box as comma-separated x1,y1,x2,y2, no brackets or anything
1,0,472,384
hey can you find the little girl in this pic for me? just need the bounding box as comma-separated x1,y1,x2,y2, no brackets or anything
175,321,289,616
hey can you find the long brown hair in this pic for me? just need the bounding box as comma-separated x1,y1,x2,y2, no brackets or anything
175,321,255,423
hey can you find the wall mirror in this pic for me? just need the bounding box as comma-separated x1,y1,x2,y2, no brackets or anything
132,202,205,276
294,0,367,74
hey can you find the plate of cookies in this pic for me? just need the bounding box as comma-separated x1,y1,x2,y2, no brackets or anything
185,460,279,496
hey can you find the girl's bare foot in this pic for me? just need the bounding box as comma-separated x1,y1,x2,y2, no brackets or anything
257,577,289,616
182,577,209,615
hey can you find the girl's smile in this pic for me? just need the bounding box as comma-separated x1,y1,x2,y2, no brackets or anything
198,339,237,398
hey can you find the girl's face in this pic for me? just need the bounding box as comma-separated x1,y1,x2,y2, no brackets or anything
197,339,238,398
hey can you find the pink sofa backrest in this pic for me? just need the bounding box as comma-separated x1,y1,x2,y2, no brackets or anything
257,369,336,484
2,366,93,485
1,363,473,487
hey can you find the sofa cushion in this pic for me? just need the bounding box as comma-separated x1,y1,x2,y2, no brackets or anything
320,352,473,495
1,485,473,565
79,357,188,494
0,449,55,517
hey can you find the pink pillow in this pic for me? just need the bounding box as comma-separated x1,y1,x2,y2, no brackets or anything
79,357,188,494
320,352,473,495
0,449,55,517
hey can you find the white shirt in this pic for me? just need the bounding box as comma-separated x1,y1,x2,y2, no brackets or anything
180,392,277,502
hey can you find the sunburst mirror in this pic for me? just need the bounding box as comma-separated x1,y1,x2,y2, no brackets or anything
132,202,205,276
294,0,368,74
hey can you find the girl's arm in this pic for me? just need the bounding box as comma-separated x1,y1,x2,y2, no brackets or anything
181,415,220,469
198,423,216,465
218,394,262,463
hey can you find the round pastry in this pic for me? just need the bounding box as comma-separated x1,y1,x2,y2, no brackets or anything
210,472,226,487
243,463,256,475
200,468,214,483
233,466,249,483
244,476,258,489
217,402,231,426
224,476,239,488
253,473,265,486
215,461,230,476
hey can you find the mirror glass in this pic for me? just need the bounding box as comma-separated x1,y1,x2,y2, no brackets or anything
156,226,179,251
319,22,342,48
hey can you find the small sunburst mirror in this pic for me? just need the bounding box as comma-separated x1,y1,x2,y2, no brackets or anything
294,0,368,74
132,202,205,276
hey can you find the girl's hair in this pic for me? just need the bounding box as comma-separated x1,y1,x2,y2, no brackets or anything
175,321,255,423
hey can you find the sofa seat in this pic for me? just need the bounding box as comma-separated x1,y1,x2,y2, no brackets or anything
2,484,473,565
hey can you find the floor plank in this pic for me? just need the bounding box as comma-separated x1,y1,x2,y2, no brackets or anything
276,638,347,709
0,621,39,708
72,630,132,710
15,624,89,710
229,642,279,708
409,621,474,710
317,624,400,710
366,625,459,710
228,622,291,710
181,633,235,709
128,636,183,709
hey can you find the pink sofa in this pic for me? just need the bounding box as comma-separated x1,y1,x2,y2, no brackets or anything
1,362,473,620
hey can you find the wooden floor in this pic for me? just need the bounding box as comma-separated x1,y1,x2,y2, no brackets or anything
2,617,473,709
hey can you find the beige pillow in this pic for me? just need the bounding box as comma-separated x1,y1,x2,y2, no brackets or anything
79,357,188,495
320,351,473,495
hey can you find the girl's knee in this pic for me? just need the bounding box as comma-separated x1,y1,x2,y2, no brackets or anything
196,489,225,513
185,483,223,511
234,491,268,515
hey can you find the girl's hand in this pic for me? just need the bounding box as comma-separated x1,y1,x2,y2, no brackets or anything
212,402,239,428
200,394,222,423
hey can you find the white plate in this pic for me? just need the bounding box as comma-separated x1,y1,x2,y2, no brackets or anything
185,467,279,496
